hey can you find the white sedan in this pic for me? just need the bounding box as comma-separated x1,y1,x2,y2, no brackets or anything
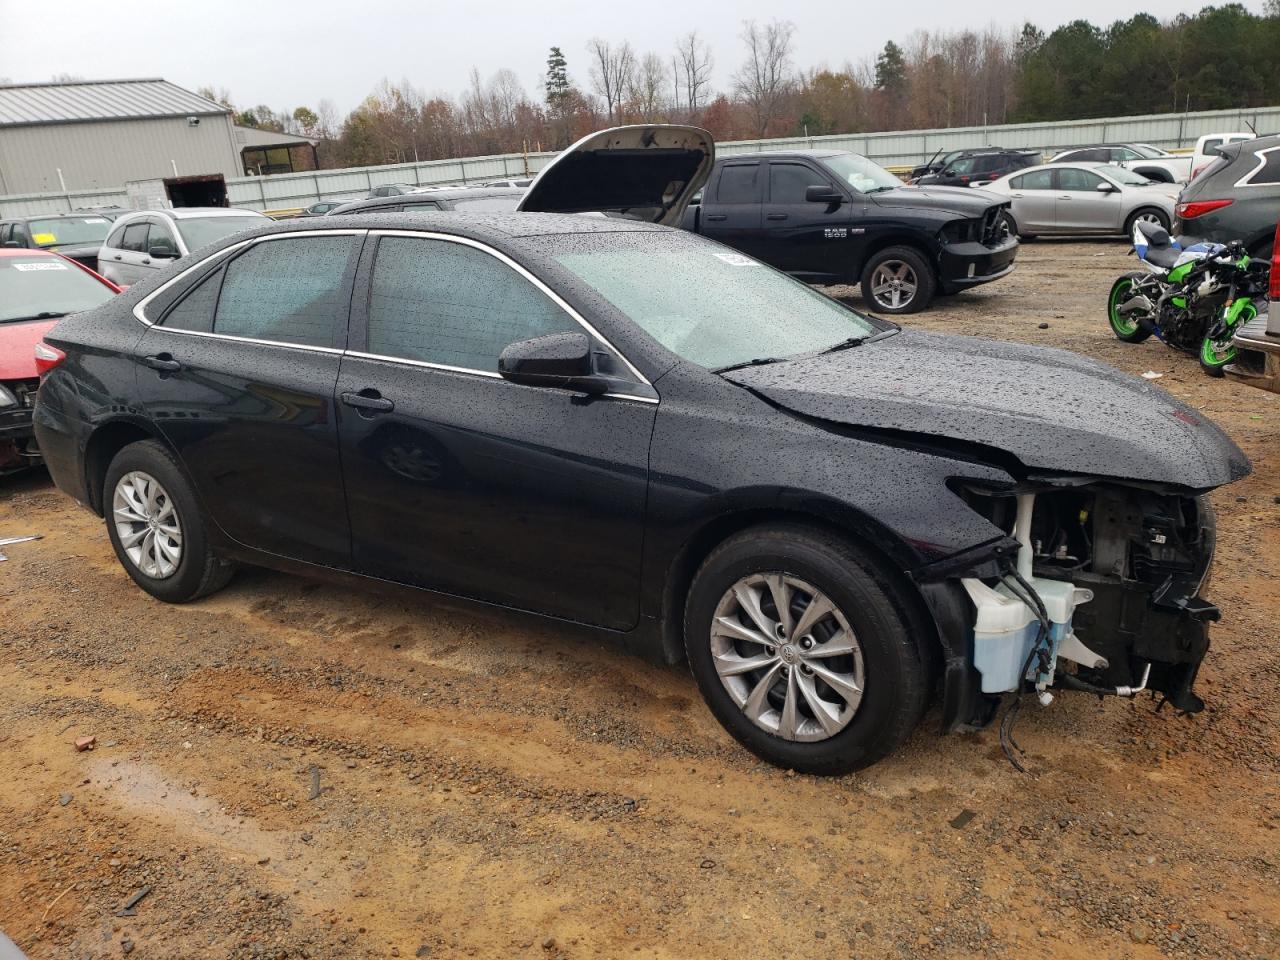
983,163,1180,239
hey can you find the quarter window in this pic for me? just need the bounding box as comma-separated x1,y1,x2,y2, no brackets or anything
717,165,759,203
213,236,353,347
769,164,825,204
161,267,223,333
366,237,577,372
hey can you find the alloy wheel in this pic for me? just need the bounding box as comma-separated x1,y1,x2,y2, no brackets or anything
870,260,918,310
112,470,183,579
1134,211,1165,227
710,573,865,742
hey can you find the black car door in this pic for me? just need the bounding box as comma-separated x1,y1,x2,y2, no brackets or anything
758,160,853,281
131,230,363,568
335,231,656,629
697,161,766,258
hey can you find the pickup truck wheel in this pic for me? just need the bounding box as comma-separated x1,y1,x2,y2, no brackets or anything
861,247,934,314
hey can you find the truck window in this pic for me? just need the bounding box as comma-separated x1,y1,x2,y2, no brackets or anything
717,165,759,203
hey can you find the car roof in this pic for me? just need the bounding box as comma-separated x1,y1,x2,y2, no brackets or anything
245,211,665,243
330,187,525,215
114,207,268,224
4,212,112,222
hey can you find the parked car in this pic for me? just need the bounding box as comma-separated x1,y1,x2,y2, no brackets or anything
984,163,1179,238
34,197,1245,772
297,200,357,217
1,247,118,475
672,148,1017,314
0,213,114,270
1174,134,1280,256
327,187,525,216
1190,132,1254,181
1226,219,1280,391
909,148,980,181
1049,143,1192,183
913,149,1040,188
366,183,419,198
98,208,269,287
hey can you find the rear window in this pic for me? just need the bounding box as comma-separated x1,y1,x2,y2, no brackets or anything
175,215,266,253
0,255,114,324
26,216,111,248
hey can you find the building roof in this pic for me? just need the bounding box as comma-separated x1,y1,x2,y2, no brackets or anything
0,79,229,128
235,126,315,149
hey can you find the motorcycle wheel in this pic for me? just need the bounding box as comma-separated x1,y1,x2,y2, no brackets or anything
1199,334,1236,377
1108,274,1154,343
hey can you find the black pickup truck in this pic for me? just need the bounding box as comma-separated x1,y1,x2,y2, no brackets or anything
679,149,1018,313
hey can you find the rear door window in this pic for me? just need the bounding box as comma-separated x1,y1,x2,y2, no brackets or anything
716,164,760,203
212,236,355,347
365,236,578,372
1011,169,1054,190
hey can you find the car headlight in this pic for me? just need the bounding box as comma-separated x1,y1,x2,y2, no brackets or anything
0,384,17,409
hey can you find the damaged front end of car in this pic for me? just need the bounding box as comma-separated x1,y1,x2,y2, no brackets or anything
916,475,1223,733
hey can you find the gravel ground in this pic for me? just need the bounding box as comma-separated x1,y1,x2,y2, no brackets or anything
1,240,1278,959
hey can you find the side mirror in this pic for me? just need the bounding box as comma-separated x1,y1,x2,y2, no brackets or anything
1095,182,1118,193
498,331,607,394
805,185,843,204
148,245,175,259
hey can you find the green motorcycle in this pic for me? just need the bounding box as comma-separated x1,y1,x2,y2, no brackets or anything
1108,221,1271,376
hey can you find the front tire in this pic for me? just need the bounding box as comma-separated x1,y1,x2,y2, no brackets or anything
1108,273,1155,343
684,524,929,775
104,440,234,603
1199,333,1236,377
860,246,935,315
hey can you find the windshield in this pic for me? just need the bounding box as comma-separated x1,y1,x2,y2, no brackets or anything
1098,165,1155,185
0,255,114,323
818,153,902,194
539,232,879,370
175,216,265,252
27,216,111,248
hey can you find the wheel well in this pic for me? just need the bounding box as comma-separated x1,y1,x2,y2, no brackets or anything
857,237,935,280
84,421,158,515
1126,205,1168,227
659,509,942,678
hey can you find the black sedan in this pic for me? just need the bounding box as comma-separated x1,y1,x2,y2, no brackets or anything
327,187,525,216
32,212,1248,773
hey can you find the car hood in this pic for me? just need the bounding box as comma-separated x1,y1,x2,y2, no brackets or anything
870,185,1005,217
723,329,1250,490
518,124,713,226
0,317,58,379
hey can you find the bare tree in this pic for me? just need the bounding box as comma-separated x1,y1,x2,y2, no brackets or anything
631,53,668,122
733,20,795,136
587,38,635,125
675,31,714,116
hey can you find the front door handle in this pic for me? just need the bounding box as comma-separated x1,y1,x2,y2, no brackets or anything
113,254,122,260
142,354,181,372
705,214,727,222
341,390,394,413
141,258,151,265
765,213,788,221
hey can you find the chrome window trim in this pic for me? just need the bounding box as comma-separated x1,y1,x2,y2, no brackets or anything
368,228,652,388
131,228,368,327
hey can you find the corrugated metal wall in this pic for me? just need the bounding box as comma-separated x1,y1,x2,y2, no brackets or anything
0,113,242,196
3,104,1278,217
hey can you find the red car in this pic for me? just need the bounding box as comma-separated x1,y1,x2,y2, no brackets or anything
1,248,119,474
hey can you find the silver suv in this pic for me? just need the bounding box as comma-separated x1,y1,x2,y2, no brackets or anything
98,208,268,286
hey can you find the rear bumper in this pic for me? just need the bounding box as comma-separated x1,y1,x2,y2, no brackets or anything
937,238,1019,292
1227,310,1280,393
31,397,90,504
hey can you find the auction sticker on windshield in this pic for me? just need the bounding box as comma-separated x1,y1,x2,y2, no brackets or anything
712,251,760,267
13,262,68,271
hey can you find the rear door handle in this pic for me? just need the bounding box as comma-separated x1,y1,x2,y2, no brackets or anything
705,214,727,222
1058,195,1072,200
765,213,787,221
142,354,181,372
341,390,394,413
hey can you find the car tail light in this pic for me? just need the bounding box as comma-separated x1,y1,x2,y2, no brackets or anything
1175,198,1233,220
1271,222,1280,302
34,342,66,377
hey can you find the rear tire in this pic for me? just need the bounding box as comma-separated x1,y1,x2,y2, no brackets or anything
1108,273,1155,343
103,440,235,603
860,246,935,315
684,524,929,775
1124,207,1170,235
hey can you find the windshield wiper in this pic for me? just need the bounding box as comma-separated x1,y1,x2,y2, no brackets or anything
713,356,788,374
820,327,900,354
2,311,67,324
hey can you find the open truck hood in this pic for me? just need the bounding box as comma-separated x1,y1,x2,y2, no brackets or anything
518,125,713,227
723,329,1250,490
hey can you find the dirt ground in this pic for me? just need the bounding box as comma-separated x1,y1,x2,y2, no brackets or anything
2,240,1278,960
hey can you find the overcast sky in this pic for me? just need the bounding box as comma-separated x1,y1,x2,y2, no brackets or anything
0,0,1264,116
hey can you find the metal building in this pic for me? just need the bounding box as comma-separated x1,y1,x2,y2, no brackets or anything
0,78,242,195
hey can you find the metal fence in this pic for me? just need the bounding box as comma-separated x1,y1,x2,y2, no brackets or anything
4,104,1279,217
